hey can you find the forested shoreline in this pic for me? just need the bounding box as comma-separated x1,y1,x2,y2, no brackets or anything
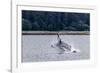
22,10,90,31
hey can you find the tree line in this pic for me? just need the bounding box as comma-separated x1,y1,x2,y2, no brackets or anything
22,10,90,31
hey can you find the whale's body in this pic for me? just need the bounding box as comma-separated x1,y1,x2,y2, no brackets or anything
51,34,80,54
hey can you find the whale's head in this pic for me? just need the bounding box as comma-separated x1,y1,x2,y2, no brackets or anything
71,47,80,53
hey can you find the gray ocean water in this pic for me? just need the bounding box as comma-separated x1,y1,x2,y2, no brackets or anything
22,35,90,62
